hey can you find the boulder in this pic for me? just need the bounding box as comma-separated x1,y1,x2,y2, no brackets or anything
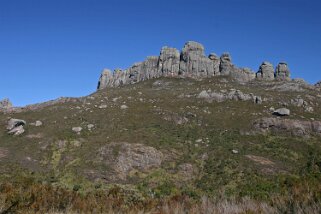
8,125,25,136
7,119,26,130
120,105,128,110
0,98,13,109
6,119,26,136
273,108,290,116
72,127,82,133
315,81,321,87
275,62,290,81
256,62,275,80
35,121,43,127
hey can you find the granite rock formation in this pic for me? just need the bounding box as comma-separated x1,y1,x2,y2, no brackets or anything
275,62,290,81
97,41,292,90
256,62,275,80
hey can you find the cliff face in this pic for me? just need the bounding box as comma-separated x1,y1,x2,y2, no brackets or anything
97,41,290,90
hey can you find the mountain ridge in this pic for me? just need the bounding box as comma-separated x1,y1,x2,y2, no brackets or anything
97,41,293,90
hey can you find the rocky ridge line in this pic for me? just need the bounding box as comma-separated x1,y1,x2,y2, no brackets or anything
97,41,291,90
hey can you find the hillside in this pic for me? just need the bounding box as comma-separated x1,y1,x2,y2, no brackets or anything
0,42,321,213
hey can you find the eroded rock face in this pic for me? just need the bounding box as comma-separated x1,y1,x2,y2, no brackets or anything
219,53,234,76
256,62,275,80
275,62,290,81
98,143,163,180
159,47,180,77
253,117,321,137
179,41,216,77
97,41,294,90
97,69,113,90
0,98,12,109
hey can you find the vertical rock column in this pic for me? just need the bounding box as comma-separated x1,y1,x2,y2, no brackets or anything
158,47,180,77
179,41,215,78
256,62,275,80
275,62,290,81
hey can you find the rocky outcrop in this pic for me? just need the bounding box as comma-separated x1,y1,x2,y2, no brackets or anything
315,81,321,87
256,62,275,80
0,98,12,110
159,47,180,77
197,89,262,104
219,53,235,76
7,118,26,136
253,117,321,137
179,41,217,77
97,41,293,90
275,62,290,81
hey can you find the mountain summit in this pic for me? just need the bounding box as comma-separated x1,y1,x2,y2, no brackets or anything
97,41,291,90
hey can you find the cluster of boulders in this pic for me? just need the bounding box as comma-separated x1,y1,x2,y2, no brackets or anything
97,41,291,90
197,89,263,104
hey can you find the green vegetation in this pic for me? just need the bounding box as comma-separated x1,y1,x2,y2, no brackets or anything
0,77,321,213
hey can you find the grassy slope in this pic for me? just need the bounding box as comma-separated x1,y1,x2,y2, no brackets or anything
0,76,320,212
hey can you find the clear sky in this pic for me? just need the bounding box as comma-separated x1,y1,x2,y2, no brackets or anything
1,0,321,106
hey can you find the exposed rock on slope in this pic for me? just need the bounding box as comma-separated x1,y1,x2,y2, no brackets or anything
253,117,321,137
98,143,163,180
197,89,262,104
97,41,292,90
6,118,26,136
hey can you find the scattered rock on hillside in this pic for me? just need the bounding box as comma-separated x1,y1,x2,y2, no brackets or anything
6,119,26,131
291,98,314,112
273,108,290,116
30,120,43,127
120,105,128,110
72,127,82,134
197,89,262,104
87,124,94,130
253,117,321,137
8,125,25,136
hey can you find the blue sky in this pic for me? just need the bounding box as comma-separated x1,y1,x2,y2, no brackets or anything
1,0,321,106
